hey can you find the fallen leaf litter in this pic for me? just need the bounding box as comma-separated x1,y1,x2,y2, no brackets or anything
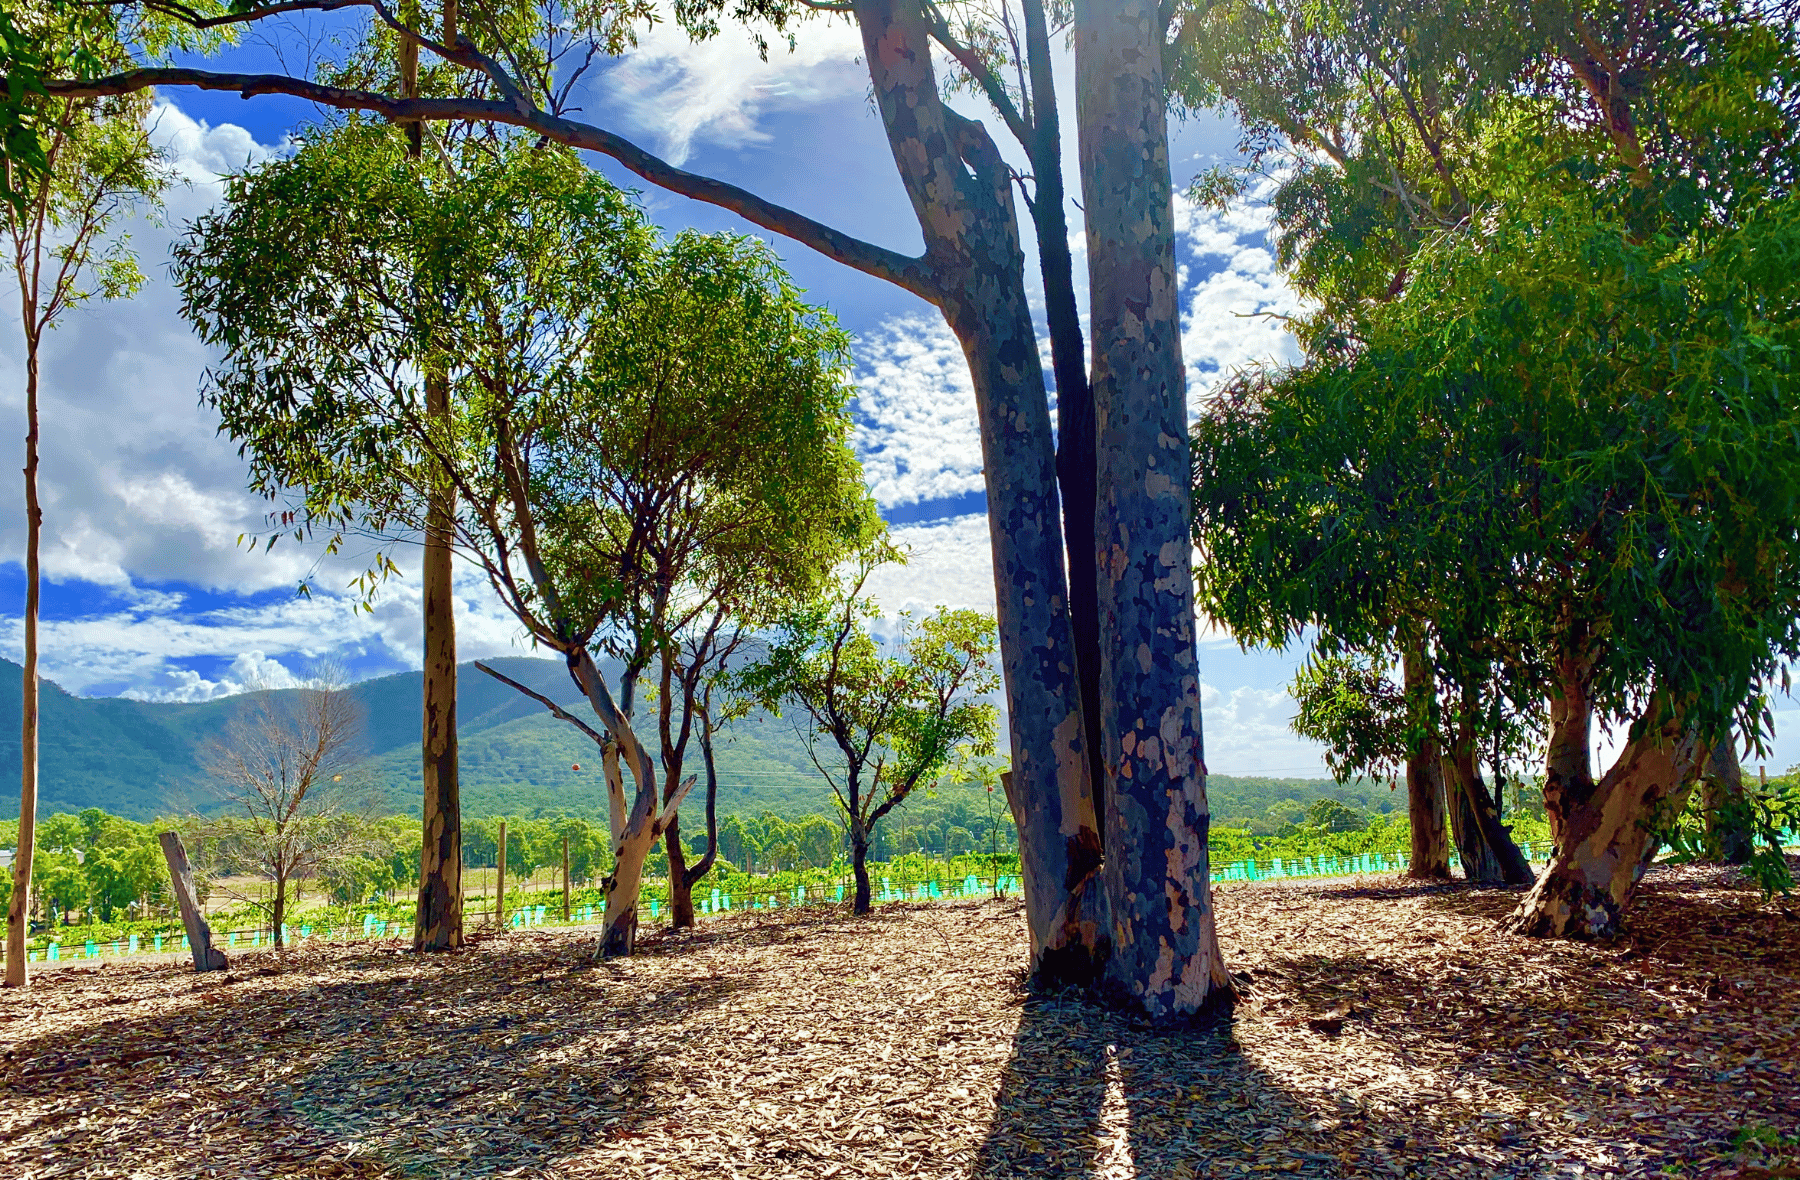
0,861,1794,1179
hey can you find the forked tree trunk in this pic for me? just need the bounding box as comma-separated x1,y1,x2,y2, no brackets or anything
1699,738,1754,865
414,369,462,951
854,0,1106,986
1402,642,1451,879
1508,678,1704,938
567,650,693,956
4,340,41,988
1076,0,1231,1022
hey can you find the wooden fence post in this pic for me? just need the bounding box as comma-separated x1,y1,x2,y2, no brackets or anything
158,832,227,972
562,834,571,922
496,820,507,928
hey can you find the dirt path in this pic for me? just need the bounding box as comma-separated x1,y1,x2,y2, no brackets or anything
0,865,1793,1179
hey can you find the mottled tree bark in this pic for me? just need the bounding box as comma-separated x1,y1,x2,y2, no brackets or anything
1509,670,1703,938
1401,643,1451,880
855,0,1106,985
1076,0,1232,1022
567,650,693,956
414,368,462,952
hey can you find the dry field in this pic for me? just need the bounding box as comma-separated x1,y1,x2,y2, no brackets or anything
1,864,1795,1180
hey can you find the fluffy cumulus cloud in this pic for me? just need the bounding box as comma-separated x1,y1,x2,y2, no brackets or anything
1174,183,1308,403
599,18,866,166
853,316,984,509
862,513,996,617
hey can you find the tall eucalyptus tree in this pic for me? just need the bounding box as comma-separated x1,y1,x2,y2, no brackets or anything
176,130,873,954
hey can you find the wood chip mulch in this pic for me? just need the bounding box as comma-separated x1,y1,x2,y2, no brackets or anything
0,861,1795,1179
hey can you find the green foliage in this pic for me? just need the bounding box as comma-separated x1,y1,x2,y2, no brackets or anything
1289,654,1409,783
176,124,876,643
731,552,1000,852
1661,771,1800,899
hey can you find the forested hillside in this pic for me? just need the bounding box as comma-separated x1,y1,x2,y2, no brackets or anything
0,656,1365,824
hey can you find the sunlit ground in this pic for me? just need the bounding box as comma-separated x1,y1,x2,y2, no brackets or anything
2,863,1794,1179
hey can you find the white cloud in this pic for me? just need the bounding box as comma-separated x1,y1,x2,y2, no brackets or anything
853,315,984,508
3,558,548,700
1174,187,1308,403
1198,684,1329,778
863,513,996,618
598,18,866,166
146,101,282,188
0,105,316,597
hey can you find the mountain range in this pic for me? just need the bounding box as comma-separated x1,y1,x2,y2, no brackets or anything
0,657,1379,828
0,656,823,822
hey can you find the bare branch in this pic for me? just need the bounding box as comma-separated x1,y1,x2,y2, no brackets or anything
473,659,610,748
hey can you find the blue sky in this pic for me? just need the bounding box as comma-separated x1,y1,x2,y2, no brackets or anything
6,16,1787,777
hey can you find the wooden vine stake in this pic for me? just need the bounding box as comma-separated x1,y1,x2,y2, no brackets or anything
496,820,508,928
158,832,227,972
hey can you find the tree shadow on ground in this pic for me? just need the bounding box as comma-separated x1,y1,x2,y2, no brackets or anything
0,935,751,1178
971,866,1800,1180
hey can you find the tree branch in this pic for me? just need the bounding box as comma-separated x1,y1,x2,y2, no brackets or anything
46,68,942,300
473,659,611,748
922,2,1032,149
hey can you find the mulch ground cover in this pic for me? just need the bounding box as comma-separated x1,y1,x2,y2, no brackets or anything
0,861,1795,1179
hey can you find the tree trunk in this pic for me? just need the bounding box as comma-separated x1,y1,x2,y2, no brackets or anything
1076,0,1232,1023
855,0,1106,987
1700,737,1754,865
272,872,286,947
1021,0,1107,841
408,2,461,950
495,819,507,928
159,832,228,972
1509,685,1703,938
1402,643,1451,879
414,373,462,951
671,718,721,929
1441,723,1533,886
665,816,689,927
851,832,873,914
567,649,690,957
5,341,40,988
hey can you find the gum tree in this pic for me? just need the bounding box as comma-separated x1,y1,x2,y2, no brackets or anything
176,129,872,954
734,551,1000,913
2,6,166,987
47,0,1234,1019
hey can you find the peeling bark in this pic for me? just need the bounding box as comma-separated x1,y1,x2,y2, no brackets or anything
1076,0,1231,1022
1509,680,1703,938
